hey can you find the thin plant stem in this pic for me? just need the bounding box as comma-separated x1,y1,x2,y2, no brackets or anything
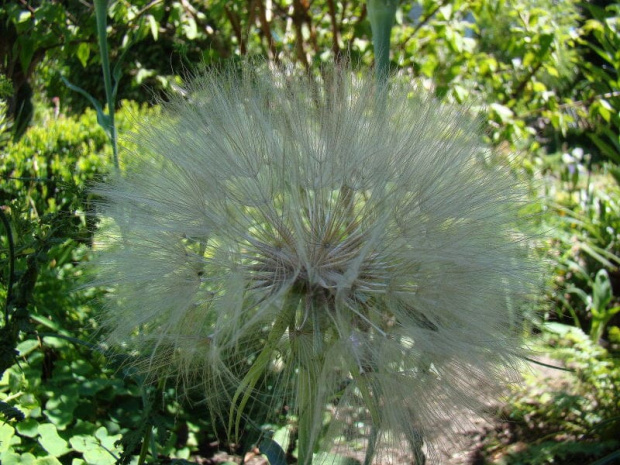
137,426,151,465
367,0,397,92
229,291,301,440
0,209,15,327
364,424,378,465
93,0,119,171
297,363,317,465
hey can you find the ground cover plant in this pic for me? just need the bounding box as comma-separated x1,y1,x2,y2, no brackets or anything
1,0,619,464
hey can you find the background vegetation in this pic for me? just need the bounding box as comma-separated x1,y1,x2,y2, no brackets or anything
1,0,619,464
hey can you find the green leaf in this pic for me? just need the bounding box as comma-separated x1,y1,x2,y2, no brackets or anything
148,14,159,40
94,426,122,453
272,425,291,452
19,36,35,75
17,10,31,23
34,458,62,465
183,16,198,40
452,84,468,103
592,269,613,314
589,133,620,163
542,321,582,336
61,76,112,135
16,418,39,437
44,386,78,428
490,103,514,123
76,42,90,67
538,33,553,55
0,423,19,453
596,99,613,122
37,424,70,457
70,434,118,465
1,451,37,464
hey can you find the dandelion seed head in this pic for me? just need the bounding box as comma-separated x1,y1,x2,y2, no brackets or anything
90,65,537,463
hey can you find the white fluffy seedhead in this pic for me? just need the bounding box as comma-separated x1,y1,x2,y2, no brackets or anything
90,65,537,463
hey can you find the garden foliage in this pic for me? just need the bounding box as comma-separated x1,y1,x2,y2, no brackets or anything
1,0,619,464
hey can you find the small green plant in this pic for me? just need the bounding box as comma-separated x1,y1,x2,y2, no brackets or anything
587,269,620,343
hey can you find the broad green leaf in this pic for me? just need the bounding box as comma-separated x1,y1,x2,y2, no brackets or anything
0,424,19,453
16,418,39,438
16,339,39,357
546,66,559,78
44,386,78,428
1,451,37,465
70,435,116,465
94,426,122,452
37,424,70,457
0,401,24,422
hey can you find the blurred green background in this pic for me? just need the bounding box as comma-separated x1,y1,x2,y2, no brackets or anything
1,1,619,464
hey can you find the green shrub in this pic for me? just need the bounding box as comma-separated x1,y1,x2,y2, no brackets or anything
0,102,217,465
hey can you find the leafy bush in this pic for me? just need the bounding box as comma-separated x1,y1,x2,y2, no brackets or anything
0,102,221,465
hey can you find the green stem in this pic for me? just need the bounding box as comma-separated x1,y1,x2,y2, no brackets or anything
93,0,119,171
295,297,331,465
590,318,607,344
297,366,316,465
367,0,398,91
0,209,15,327
363,424,378,465
137,426,151,465
228,291,301,441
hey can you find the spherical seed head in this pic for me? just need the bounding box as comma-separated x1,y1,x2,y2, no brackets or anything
91,65,536,462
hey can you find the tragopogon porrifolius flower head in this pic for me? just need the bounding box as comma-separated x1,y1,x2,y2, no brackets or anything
91,65,536,464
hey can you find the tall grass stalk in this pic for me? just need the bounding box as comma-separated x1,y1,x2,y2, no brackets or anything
367,0,398,92
94,0,119,171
